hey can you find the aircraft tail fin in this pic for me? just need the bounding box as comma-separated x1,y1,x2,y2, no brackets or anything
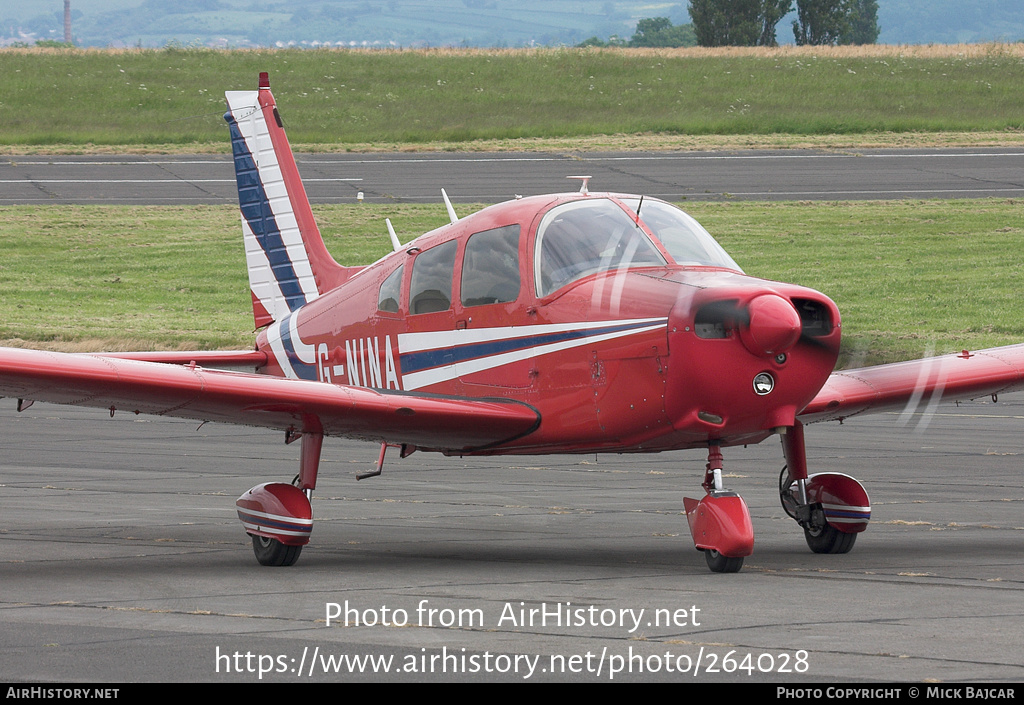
224,73,353,329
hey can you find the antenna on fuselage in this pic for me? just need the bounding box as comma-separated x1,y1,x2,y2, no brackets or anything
567,175,592,195
385,218,401,252
441,188,459,224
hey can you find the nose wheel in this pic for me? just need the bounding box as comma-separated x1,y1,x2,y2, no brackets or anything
704,548,744,573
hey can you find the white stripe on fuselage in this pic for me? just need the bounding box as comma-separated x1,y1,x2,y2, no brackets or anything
398,318,667,352
268,317,667,388
265,312,317,380
398,318,668,391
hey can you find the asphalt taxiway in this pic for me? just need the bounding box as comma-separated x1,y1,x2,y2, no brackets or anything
3,148,1024,205
2,396,1022,682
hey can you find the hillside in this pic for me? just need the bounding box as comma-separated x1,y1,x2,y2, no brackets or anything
4,0,687,49
879,0,1024,45
5,0,1023,49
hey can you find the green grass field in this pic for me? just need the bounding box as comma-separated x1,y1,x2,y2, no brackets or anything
1,46,1022,367
0,199,1021,367
1,44,1023,148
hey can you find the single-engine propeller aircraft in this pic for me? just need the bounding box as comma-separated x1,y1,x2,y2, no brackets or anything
3,74,1024,572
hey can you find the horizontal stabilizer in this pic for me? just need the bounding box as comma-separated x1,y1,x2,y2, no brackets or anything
92,349,267,373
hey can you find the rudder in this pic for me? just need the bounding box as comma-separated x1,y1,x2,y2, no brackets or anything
225,73,352,329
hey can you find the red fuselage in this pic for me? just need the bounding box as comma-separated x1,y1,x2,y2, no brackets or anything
254,193,841,455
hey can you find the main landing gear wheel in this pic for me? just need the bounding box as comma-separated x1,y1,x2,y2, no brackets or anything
252,535,303,566
705,549,744,573
804,524,857,554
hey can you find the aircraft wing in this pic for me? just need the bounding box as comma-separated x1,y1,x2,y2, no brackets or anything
799,344,1024,424
0,347,540,452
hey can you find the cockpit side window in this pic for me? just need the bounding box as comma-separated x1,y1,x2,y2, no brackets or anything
535,199,665,297
377,264,403,313
621,198,742,272
461,224,521,307
409,240,456,314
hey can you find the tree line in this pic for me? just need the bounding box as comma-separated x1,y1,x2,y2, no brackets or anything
581,1,879,48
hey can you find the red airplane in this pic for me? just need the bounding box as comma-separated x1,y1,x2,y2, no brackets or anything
2,73,1024,572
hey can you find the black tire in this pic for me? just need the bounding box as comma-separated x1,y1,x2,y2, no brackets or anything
804,524,857,554
252,535,303,566
705,549,744,573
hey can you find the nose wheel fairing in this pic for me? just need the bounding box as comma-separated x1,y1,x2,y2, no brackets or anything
683,445,754,573
683,493,754,573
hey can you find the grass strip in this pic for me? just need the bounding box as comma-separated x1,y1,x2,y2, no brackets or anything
1,45,1023,147
0,199,1020,367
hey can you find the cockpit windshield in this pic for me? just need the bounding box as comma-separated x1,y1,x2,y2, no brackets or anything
620,198,742,272
535,199,666,297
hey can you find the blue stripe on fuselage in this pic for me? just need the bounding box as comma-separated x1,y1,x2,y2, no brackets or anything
399,320,660,375
277,312,318,381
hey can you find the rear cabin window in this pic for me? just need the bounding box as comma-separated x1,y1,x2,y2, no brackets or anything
461,225,521,307
409,241,457,314
377,265,403,313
